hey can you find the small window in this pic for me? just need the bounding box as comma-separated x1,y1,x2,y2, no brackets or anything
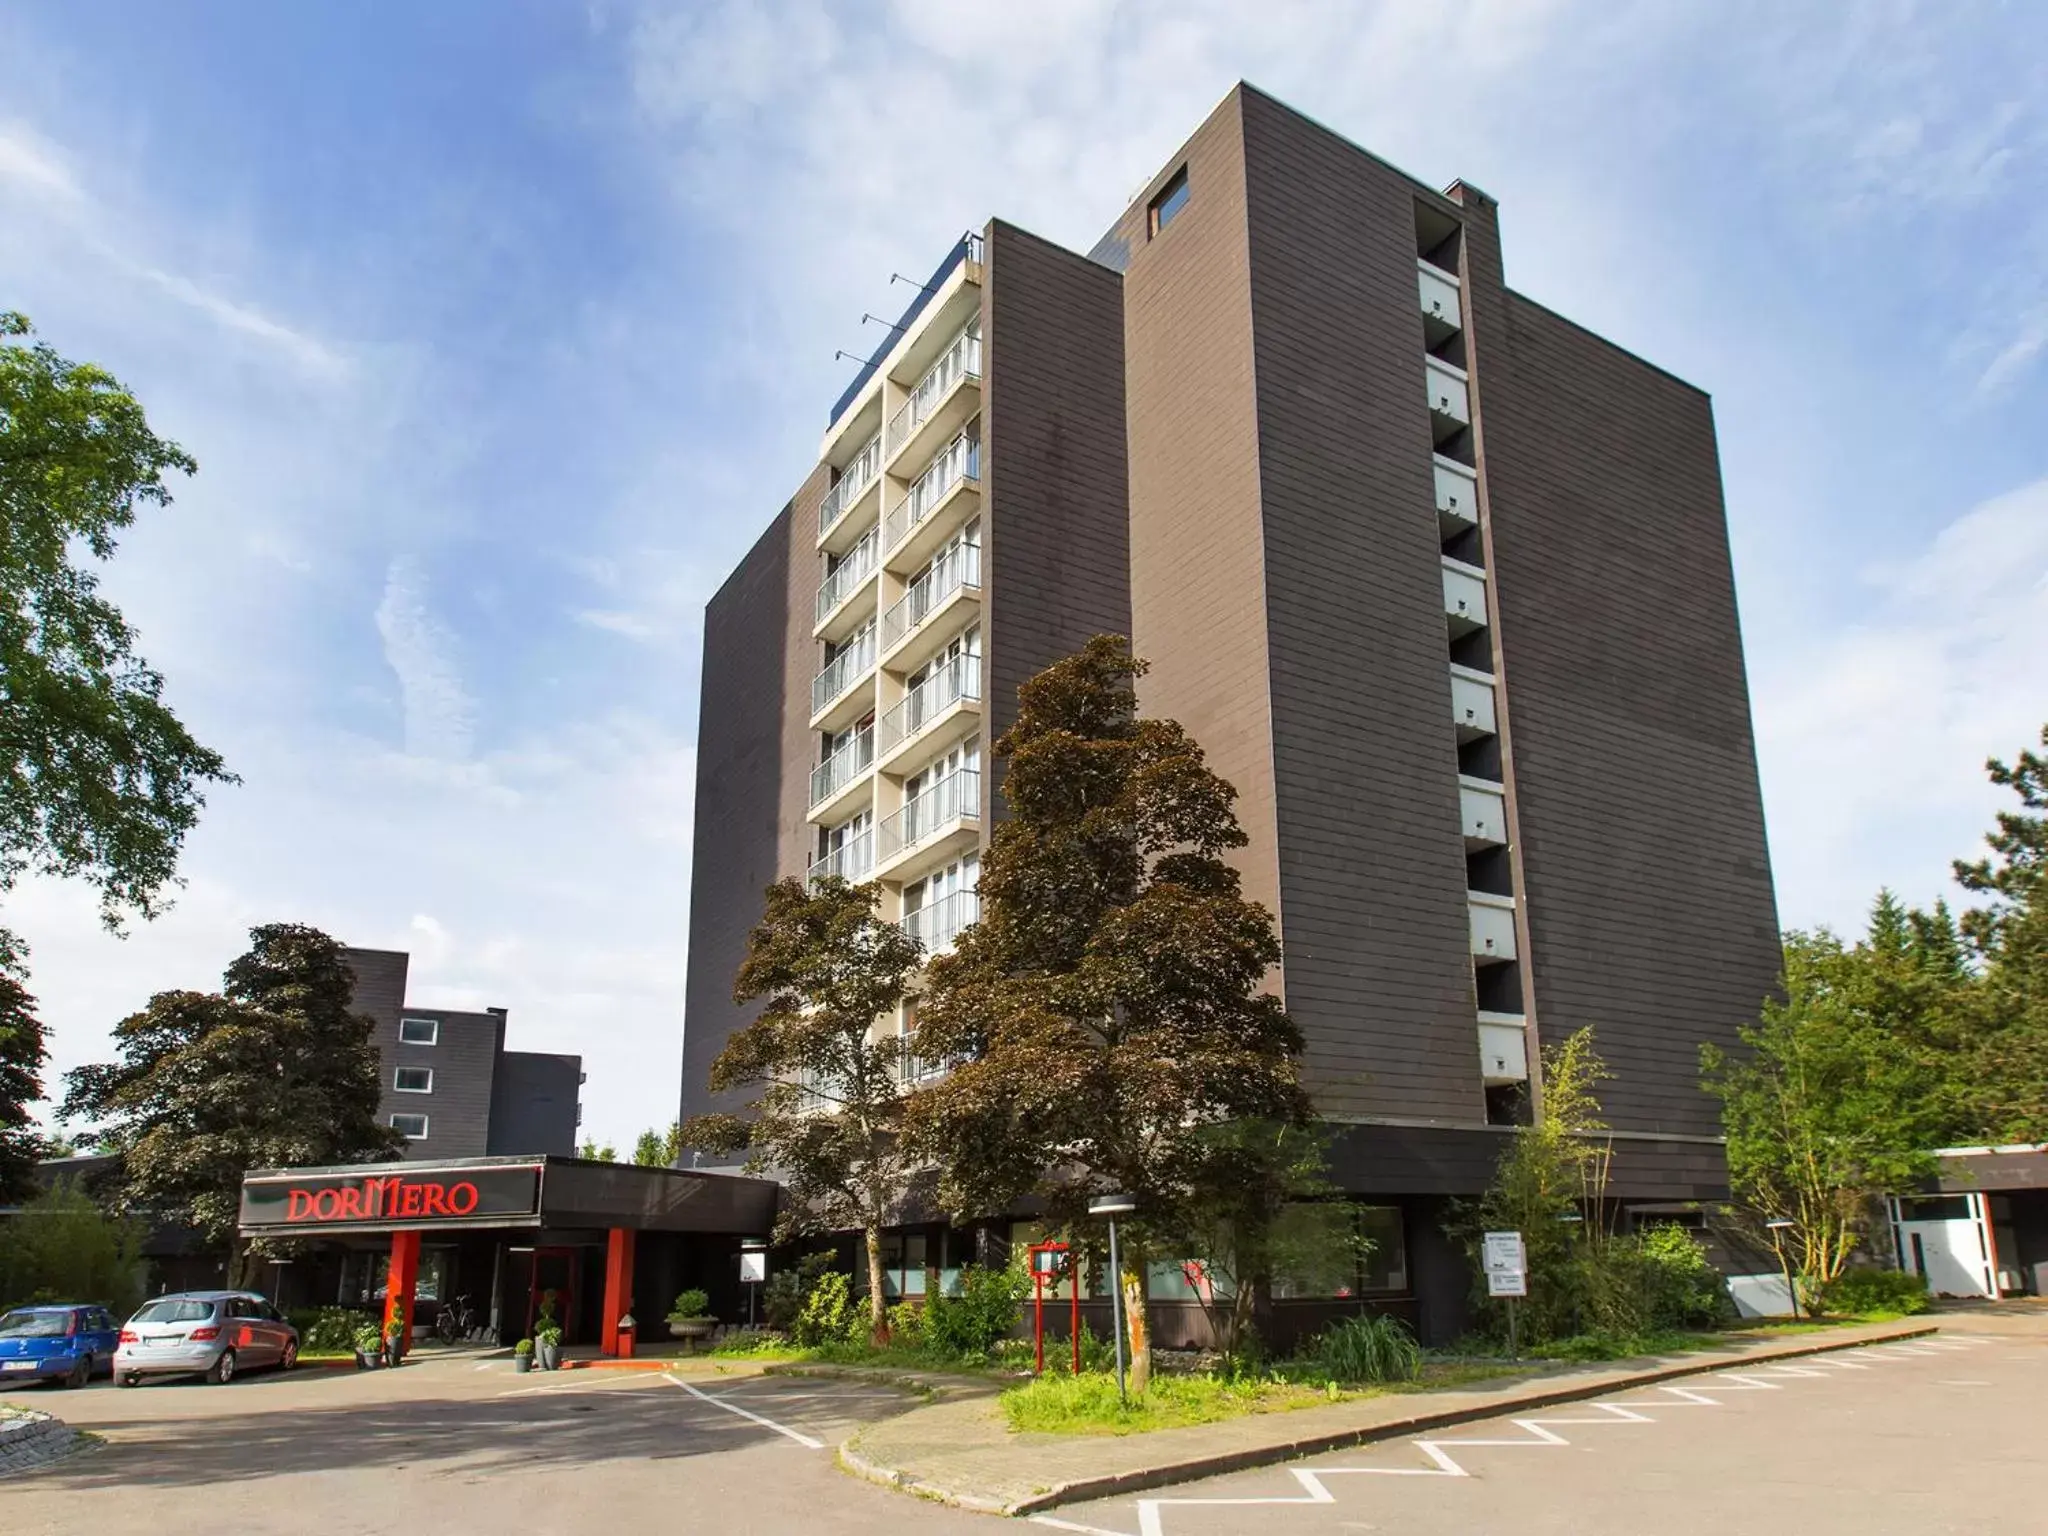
399,1017,439,1046
390,1113,429,1141
1149,167,1190,236
393,1066,434,1094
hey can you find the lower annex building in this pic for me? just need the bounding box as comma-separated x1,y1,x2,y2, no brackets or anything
678,83,1781,1345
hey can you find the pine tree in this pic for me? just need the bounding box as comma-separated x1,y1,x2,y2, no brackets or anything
0,931,48,1202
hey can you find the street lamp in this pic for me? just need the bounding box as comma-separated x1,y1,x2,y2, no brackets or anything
1089,1193,1137,1402
1765,1219,1801,1319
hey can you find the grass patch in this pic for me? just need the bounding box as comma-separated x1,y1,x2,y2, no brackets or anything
1002,1370,1356,1435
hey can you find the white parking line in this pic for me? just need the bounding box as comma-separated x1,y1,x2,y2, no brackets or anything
663,1373,826,1449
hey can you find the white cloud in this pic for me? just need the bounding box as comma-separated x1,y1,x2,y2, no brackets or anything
0,122,82,203
374,556,477,763
1753,476,2048,931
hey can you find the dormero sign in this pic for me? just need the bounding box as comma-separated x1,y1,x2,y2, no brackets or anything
240,1164,542,1231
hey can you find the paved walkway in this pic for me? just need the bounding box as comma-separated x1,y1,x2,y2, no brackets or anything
835,1318,1942,1515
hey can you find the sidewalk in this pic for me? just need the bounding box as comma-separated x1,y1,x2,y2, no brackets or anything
832,1318,1940,1516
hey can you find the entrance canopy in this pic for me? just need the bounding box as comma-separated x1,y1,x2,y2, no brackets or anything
238,1154,778,1240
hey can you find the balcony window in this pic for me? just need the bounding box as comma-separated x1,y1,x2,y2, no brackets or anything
903,854,980,956
818,430,883,538
810,813,874,885
815,528,879,626
810,721,876,808
885,426,980,553
812,620,878,717
886,321,982,456
882,522,981,650
879,635,982,754
879,762,980,863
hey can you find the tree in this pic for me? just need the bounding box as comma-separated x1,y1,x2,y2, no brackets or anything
0,1178,144,1315
906,637,1310,1390
680,876,924,1343
60,925,400,1278
1702,931,1937,1300
0,931,48,1201
579,1139,618,1162
1953,725,2048,1142
631,1123,684,1167
0,311,234,937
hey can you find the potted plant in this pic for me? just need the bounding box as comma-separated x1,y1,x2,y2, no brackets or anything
513,1338,533,1374
534,1322,563,1371
383,1316,406,1367
353,1322,385,1370
666,1289,716,1343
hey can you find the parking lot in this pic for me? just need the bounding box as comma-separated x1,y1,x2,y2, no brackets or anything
0,1351,995,1535
1044,1316,2048,1536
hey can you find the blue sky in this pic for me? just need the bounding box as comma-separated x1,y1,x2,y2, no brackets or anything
3,1,2045,1150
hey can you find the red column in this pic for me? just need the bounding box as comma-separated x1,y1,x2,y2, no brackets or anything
384,1230,421,1351
601,1227,636,1358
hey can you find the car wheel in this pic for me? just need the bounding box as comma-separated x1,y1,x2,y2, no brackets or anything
206,1348,237,1386
58,1355,90,1390
280,1339,298,1371
118,1373,140,1389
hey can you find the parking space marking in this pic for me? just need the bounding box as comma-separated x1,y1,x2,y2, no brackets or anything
663,1373,827,1449
1070,1336,1998,1536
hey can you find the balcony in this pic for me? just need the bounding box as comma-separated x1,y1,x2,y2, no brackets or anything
903,888,979,956
1418,258,1462,346
811,629,878,730
878,655,982,771
1459,775,1507,850
808,828,874,886
1441,556,1489,637
886,323,982,473
877,768,981,880
1449,664,1497,741
809,727,875,819
883,431,980,572
1478,1012,1530,1084
881,542,981,667
1425,357,1470,444
1469,890,1517,964
814,529,880,639
1434,454,1478,536
817,431,884,553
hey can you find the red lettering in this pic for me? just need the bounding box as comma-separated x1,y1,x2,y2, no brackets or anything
446,1182,478,1216
335,1187,361,1220
420,1184,449,1217
398,1182,424,1218
312,1189,342,1220
286,1190,312,1222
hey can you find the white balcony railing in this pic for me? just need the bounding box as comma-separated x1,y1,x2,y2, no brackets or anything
878,768,979,863
810,727,875,808
818,431,883,538
886,325,982,456
903,888,979,955
882,542,980,651
815,529,879,626
808,829,874,885
883,432,979,553
878,654,981,753
812,627,878,717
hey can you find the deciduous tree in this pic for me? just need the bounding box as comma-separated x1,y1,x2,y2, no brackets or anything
680,876,924,1343
905,637,1310,1390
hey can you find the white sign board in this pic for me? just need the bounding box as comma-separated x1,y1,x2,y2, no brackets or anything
738,1251,767,1284
1483,1230,1527,1298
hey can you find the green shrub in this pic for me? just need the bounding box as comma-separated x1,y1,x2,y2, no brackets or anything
922,1263,1030,1360
1638,1224,1727,1329
1818,1268,1929,1317
764,1251,837,1333
1575,1228,1727,1337
668,1288,711,1320
0,1180,144,1316
791,1269,862,1346
1311,1313,1421,1384
885,1299,925,1349
289,1308,365,1353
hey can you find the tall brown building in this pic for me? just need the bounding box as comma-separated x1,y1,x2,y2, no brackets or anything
681,85,1780,1337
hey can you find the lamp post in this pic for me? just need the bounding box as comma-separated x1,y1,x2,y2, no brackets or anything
1765,1219,1801,1318
1089,1193,1137,1403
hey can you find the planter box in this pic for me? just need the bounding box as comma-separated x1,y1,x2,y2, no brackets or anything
667,1319,716,1342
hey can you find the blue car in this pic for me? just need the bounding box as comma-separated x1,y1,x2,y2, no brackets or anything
0,1304,121,1389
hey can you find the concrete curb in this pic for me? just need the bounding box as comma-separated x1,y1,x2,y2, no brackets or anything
0,1407,85,1478
835,1320,1939,1517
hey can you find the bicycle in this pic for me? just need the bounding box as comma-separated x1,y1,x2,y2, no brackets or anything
434,1293,476,1345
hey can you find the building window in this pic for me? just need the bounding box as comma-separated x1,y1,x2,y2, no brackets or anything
1149,167,1190,236
399,1017,439,1046
390,1113,429,1141
393,1066,434,1094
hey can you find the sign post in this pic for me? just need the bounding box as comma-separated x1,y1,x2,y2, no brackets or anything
739,1240,767,1329
1483,1230,1528,1358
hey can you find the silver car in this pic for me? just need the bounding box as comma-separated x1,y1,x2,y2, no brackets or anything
114,1292,299,1387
